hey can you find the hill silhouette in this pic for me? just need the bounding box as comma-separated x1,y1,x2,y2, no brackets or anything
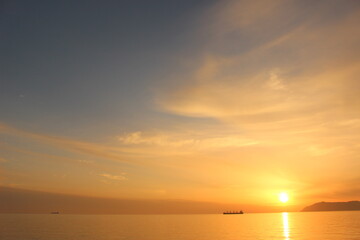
302,201,360,212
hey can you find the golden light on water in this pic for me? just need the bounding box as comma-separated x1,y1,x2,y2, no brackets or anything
279,192,289,203
282,212,290,240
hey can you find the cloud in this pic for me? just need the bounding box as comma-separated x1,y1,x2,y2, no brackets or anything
266,69,286,91
118,131,194,147
156,0,360,148
99,173,127,181
118,131,259,149
0,122,152,166
0,157,8,163
148,0,360,202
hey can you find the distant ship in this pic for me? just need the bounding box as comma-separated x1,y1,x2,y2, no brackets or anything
51,211,60,214
223,210,244,214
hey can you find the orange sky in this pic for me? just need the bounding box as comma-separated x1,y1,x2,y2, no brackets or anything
1,0,359,213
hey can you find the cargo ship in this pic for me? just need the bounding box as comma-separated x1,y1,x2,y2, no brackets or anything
223,210,244,214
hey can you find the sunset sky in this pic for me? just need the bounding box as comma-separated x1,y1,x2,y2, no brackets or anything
1,0,359,213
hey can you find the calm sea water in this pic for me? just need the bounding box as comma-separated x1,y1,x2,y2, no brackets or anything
0,211,359,240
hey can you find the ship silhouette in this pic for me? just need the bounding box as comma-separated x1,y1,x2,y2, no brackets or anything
223,210,244,214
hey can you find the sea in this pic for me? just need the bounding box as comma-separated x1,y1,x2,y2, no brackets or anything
0,211,359,240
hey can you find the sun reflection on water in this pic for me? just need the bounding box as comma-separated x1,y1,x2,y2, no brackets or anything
282,212,290,240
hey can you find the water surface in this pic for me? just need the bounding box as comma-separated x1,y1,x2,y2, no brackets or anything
0,211,359,240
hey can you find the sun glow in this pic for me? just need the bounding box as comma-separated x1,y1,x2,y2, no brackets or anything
279,192,289,203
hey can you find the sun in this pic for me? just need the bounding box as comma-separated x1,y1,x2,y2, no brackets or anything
279,192,289,203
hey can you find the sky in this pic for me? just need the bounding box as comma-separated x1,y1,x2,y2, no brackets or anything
1,0,359,213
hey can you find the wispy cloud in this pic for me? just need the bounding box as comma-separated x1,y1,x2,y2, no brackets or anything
118,131,258,149
156,0,360,148
99,173,127,181
0,122,151,165
150,0,360,202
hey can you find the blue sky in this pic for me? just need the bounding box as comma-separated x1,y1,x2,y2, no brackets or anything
1,0,214,138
